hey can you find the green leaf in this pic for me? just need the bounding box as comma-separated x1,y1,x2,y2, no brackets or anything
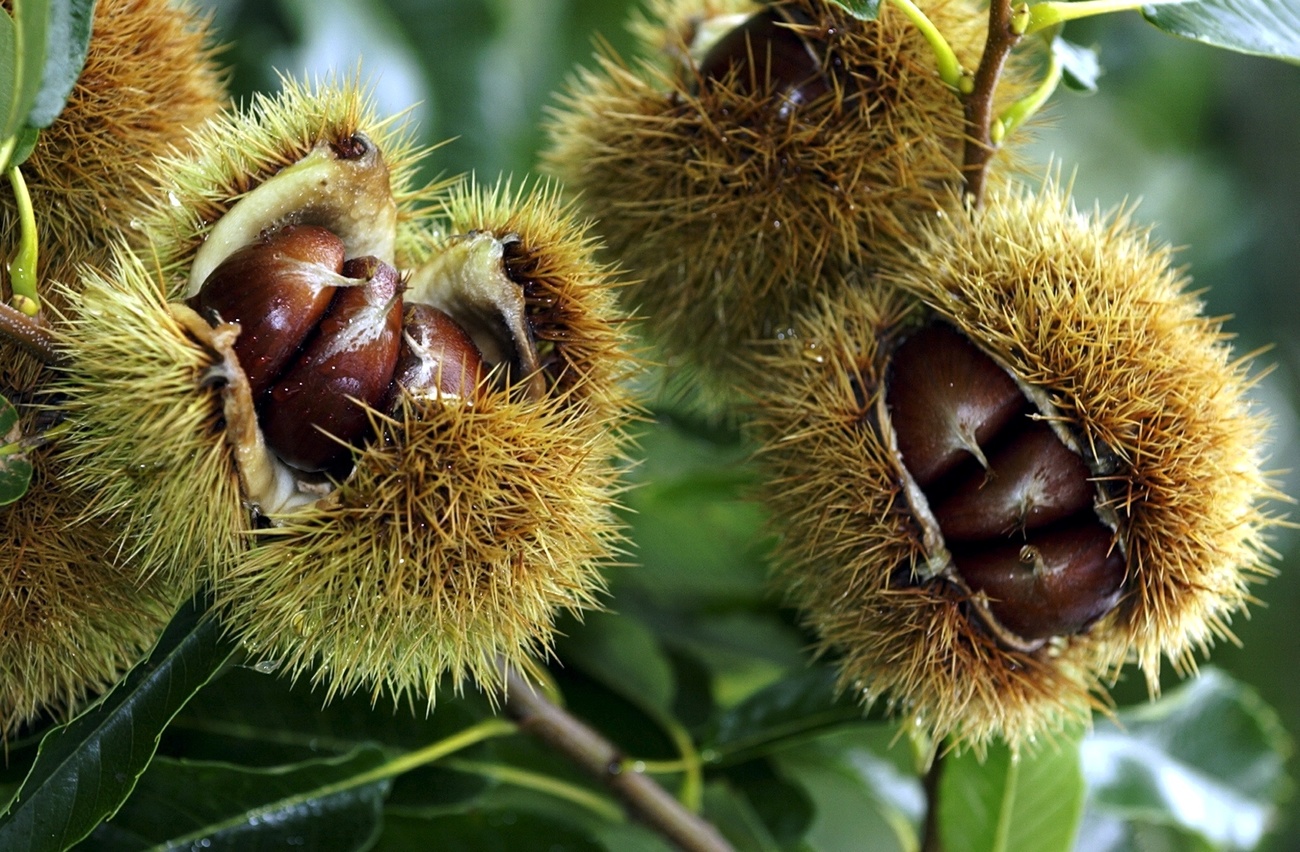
1143,0,1300,62
558,611,676,720
1055,38,1102,92
0,394,32,506
771,727,923,852
1079,669,1291,850
938,736,1086,852
702,780,785,852
11,0,49,137
8,121,38,166
0,596,239,851
166,664,493,766
83,748,390,851
376,809,602,852
825,0,883,20
702,665,867,764
0,9,16,140
25,0,95,128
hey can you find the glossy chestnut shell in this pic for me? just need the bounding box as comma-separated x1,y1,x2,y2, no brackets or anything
886,323,1126,644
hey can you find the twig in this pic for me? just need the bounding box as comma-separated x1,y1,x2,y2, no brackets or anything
919,749,947,852
501,664,734,852
0,302,58,363
962,0,1022,206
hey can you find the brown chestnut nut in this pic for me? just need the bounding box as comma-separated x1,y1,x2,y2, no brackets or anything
932,421,1095,541
953,522,1127,641
194,224,346,399
260,256,403,473
698,7,830,116
886,324,1026,488
390,303,485,403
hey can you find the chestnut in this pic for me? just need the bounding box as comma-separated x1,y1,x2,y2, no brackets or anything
698,7,830,116
886,321,1126,645
932,421,1095,541
260,256,403,473
886,323,1026,488
390,303,486,404
194,224,346,399
954,523,1126,640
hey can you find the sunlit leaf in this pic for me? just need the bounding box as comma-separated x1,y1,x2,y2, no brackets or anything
938,736,1085,852
1144,0,1300,62
0,597,239,852
26,0,96,128
1079,669,1291,850
85,749,390,851
825,0,883,20
1055,37,1102,92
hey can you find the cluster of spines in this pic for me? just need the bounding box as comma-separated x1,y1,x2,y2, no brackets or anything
1,0,227,392
885,182,1278,690
139,75,433,283
747,179,1278,749
0,0,227,733
543,0,1026,412
0,438,181,737
213,181,636,705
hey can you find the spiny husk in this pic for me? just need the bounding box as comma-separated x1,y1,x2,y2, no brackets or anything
887,181,1278,692
51,80,429,586
0,0,226,261
749,282,1105,750
542,0,1031,414
216,181,637,706
139,76,431,277
749,182,1277,750
431,178,636,425
0,437,180,737
0,0,226,392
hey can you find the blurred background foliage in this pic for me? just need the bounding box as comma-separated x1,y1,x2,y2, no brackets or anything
190,0,1300,848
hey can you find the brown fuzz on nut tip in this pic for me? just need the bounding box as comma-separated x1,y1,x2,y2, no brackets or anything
391,303,486,402
886,323,1026,488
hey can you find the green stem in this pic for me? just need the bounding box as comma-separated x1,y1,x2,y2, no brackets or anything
355,718,518,782
5,162,40,317
889,0,972,93
992,47,1062,143
992,750,1020,852
657,716,706,812
1020,0,1188,35
442,757,624,823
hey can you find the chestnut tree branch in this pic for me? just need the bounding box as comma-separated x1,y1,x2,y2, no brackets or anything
0,302,58,363
501,664,735,852
962,0,1022,206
